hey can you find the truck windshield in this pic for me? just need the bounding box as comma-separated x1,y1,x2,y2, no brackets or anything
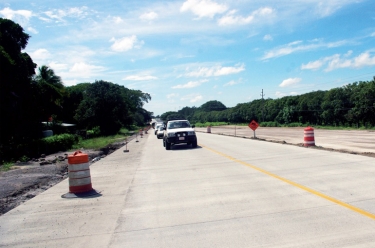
168,121,190,129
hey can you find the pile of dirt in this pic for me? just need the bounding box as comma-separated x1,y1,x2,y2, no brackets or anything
0,141,127,216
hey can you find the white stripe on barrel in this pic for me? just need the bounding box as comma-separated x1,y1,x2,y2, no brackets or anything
304,127,315,147
68,151,93,193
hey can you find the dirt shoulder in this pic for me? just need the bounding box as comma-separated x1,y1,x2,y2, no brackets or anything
0,141,128,216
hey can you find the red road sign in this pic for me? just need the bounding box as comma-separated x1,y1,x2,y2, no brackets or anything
248,120,259,131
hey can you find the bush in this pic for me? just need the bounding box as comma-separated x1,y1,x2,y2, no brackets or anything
286,122,304,127
41,133,77,154
194,122,229,127
87,126,101,137
260,121,280,127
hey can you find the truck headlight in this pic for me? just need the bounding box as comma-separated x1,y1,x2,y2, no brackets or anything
188,131,195,135
168,132,176,137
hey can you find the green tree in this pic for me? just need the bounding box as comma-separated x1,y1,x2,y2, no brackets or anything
74,80,152,134
177,106,197,120
160,111,184,121
61,83,91,123
200,100,227,112
159,78,375,128
346,80,375,127
121,89,151,125
321,88,348,125
74,80,127,135
33,65,65,122
0,18,37,160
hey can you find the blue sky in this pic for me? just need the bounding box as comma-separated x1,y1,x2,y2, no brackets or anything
1,0,375,116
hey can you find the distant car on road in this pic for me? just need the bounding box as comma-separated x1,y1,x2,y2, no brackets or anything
156,126,164,139
154,123,163,135
163,119,197,150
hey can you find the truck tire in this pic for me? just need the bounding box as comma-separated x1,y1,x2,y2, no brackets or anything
166,141,171,150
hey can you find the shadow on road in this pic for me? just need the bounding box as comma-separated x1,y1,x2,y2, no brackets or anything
168,144,202,151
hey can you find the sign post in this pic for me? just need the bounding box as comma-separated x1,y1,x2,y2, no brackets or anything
248,120,259,138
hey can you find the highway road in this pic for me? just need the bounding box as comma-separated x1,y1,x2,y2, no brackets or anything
1,131,375,247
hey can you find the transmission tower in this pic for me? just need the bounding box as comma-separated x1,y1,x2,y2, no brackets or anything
260,89,265,122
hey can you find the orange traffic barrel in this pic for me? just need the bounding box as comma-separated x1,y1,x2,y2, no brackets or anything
207,126,211,133
67,151,93,193
304,126,315,146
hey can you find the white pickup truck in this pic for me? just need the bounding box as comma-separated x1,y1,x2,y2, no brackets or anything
163,120,197,150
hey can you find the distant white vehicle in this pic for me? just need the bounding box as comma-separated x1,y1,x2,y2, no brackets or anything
154,123,163,134
156,126,164,139
151,119,163,129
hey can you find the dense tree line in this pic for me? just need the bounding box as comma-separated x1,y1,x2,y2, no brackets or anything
161,79,375,128
70,80,151,135
0,18,152,161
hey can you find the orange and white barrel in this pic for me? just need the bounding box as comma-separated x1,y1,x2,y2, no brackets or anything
304,126,315,146
207,126,211,133
68,151,93,193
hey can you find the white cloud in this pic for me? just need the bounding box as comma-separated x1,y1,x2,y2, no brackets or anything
48,61,106,86
215,64,245,76
0,7,32,20
262,39,350,60
352,52,375,68
68,62,106,78
181,94,203,103
140,11,158,21
325,55,351,71
290,92,298,95
218,7,273,26
180,36,235,46
344,50,353,57
48,62,69,71
167,93,179,99
42,7,89,23
314,0,353,17
301,51,375,72
180,0,227,19
185,64,245,77
123,75,158,81
172,79,208,89
223,80,241,86
301,60,324,70
112,16,124,24
27,27,38,34
110,35,144,52
279,78,301,87
190,95,203,102
263,34,273,41
0,7,33,27
30,49,51,61
275,91,286,97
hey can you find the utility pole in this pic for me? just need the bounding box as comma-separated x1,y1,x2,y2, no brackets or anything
260,89,265,122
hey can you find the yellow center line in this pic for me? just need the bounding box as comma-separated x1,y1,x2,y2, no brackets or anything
201,144,375,220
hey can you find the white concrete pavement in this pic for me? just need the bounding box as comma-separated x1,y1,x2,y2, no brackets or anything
1,131,375,247
195,126,375,154
0,138,145,247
